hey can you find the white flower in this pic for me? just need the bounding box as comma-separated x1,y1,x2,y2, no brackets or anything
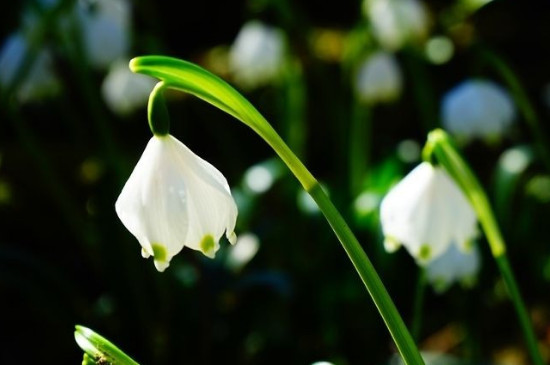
355,51,403,104
76,0,131,69
115,134,238,272
380,162,477,265
426,243,480,293
0,32,59,102
101,59,156,115
363,0,429,51
229,21,285,88
441,79,516,140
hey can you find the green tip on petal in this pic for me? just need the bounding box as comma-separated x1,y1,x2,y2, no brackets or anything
384,236,401,253
227,231,237,245
151,244,169,272
200,234,216,258
151,243,167,261
418,244,431,262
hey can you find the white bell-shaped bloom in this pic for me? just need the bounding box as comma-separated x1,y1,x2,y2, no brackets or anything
355,51,403,104
363,0,429,51
101,59,156,115
76,0,131,69
441,79,516,141
229,20,285,88
115,134,238,272
0,32,59,102
426,243,480,293
380,162,477,265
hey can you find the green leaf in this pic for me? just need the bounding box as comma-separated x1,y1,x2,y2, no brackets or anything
74,325,139,365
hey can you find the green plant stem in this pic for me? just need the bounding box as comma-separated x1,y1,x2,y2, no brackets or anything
411,269,427,342
280,58,307,159
426,129,543,365
480,47,550,172
131,56,425,365
495,255,542,363
308,184,425,364
349,100,371,197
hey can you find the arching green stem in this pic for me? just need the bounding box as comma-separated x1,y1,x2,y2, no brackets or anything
423,129,544,365
131,55,425,365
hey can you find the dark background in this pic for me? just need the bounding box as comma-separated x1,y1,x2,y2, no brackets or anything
1,0,550,364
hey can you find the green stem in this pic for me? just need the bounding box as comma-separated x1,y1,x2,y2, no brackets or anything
425,129,543,365
279,58,307,160
495,255,542,363
403,48,438,133
410,269,427,342
480,47,550,172
349,100,371,197
148,82,170,136
309,184,425,365
132,56,425,365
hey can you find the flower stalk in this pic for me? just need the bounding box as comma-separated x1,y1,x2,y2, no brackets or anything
131,55,425,365
423,129,544,365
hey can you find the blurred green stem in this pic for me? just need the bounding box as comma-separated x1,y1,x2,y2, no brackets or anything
411,268,426,342
480,47,550,172
280,58,307,159
424,129,544,365
61,15,128,184
349,100,371,197
5,104,94,248
403,48,438,132
132,56,425,365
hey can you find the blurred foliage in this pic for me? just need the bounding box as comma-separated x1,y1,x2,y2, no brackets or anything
1,0,550,364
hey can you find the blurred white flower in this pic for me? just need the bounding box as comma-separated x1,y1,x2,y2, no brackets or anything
355,51,403,104
225,232,260,272
426,243,481,293
363,0,429,51
229,21,285,88
115,134,238,272
101,59,156,115
76,0,131,69
0,32,59,102
441,79,516,141
380,162,477,265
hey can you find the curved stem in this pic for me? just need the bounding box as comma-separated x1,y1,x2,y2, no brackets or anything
479,47,550,172
309,183,425,364
425,129,544,365
133,56,425,365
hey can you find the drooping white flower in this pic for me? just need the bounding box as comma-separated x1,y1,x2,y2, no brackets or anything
229,20,285,88
115,134,238,272
426,243,480,293
441,79,516,141
0,32,59,102
101,59,156,115
363,0,429,51
355,51,403,104
380,162,477,265
76,0,131,69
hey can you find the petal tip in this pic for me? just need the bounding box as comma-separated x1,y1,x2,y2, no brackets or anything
154,260,169,272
